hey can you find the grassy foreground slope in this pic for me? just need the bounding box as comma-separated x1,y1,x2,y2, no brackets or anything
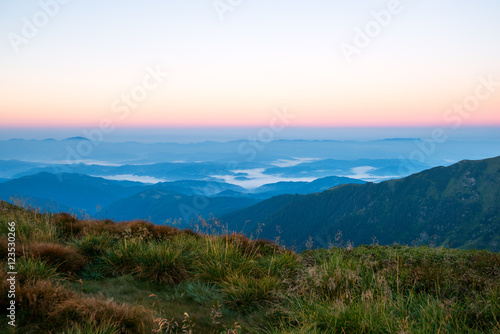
0,201,499,333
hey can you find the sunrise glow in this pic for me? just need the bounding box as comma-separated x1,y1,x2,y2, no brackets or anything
1,0,500,129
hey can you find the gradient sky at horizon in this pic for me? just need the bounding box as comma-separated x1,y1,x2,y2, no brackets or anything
1,0,500,130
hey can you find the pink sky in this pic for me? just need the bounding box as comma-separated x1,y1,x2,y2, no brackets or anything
1,1,499,128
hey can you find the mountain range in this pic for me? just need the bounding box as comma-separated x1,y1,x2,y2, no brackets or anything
0,173,149,214
0,137,499,251
2,137,498,166
0,172,363,224
222,156,500,251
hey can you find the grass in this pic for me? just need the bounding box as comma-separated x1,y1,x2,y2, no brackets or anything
16,257,60,282
0,200,499,333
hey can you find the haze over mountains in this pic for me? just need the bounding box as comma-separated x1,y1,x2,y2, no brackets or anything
0,137,499,251
0,172,364,223
223,156,500,252
3,136,500,165
2,136,500,185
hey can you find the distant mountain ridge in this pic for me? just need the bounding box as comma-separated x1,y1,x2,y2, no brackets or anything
2,138,498,165
250,176,365,198
0,172,365,223
0,172,149,214
101,189,259,225
222,156,500,251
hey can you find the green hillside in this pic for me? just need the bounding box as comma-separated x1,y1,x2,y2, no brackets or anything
1,202,499,333
102,189,259,225
222,156,500,251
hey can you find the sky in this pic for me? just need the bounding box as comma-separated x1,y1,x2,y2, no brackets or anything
0,0,499,135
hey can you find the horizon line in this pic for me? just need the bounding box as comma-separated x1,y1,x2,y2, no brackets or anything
2,124,500,129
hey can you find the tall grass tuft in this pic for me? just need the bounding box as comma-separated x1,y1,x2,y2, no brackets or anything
73,232,117,259
54,212,87,239
134,240,191,284
257,251,303,280
49,296,154,334
100,238,192,283
194,236,259,283
17,279,154,333
17,257,60,282
101,239,145,277
222,274,280,312
30,242,86,275
63,321,122,334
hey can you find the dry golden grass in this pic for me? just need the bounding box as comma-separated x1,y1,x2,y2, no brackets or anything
29,242,86,275
17,279,154,333
1,202,499,333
